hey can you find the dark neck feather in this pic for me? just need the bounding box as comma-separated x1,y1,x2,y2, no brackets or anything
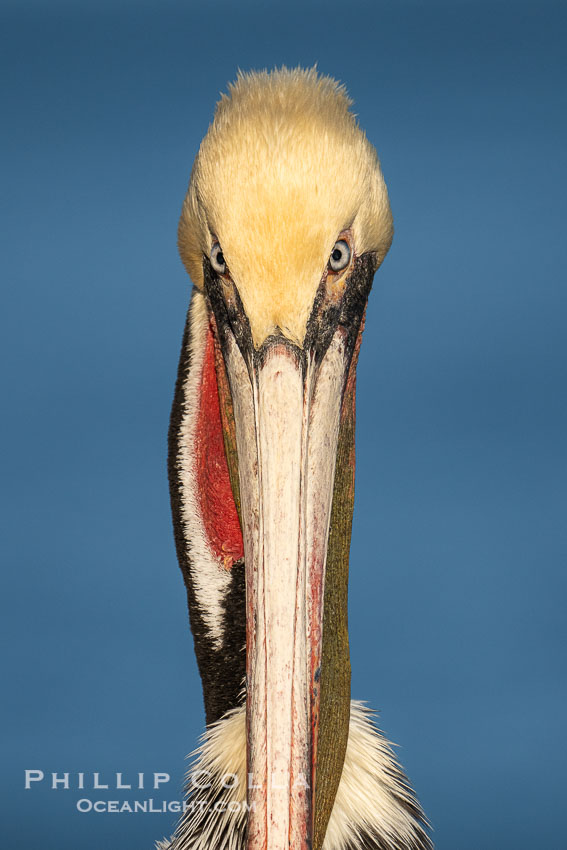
168,302,246,725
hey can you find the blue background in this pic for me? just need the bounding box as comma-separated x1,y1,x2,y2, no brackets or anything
2,1,566,848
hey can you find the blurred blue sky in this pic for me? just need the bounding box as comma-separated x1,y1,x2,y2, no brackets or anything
2,1,566,848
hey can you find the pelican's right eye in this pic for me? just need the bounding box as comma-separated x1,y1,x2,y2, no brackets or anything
210,242,226,275
328,239,351,273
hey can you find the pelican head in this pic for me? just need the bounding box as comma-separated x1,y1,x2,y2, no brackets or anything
167,68,430,850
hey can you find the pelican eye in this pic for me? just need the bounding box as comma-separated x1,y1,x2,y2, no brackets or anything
210,242,226,274
329,239,351,273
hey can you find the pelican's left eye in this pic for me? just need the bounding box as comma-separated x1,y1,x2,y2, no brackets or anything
328,239,351,273
210,242,226,275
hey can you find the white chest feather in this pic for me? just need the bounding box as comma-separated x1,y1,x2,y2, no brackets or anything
157,701,430,850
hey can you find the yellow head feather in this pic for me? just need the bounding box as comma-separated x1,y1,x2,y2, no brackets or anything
178,67,393,347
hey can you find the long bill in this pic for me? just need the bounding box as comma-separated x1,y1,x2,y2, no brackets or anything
205,255,375,850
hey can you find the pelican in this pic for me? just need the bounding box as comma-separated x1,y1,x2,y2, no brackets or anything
164,67,431,850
